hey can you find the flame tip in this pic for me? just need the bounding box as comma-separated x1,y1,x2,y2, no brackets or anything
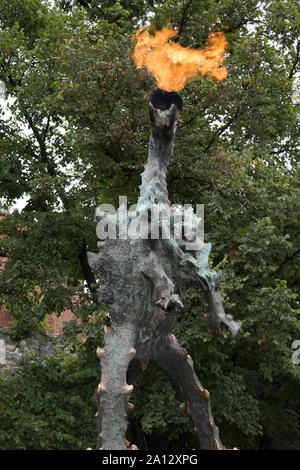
133,25,229,91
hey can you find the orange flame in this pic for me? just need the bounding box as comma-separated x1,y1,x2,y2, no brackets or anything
133,26,229,92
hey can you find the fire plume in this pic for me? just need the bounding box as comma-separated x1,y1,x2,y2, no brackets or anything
133,26,229,92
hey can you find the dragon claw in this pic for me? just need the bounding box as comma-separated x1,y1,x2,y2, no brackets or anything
156,293,183,313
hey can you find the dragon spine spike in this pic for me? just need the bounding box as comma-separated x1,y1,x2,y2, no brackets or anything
129,347,136,356
128,444,139,450
97,382,106,394
123,384,134,394
214,439,222,450
104,325,113,335
96,347,106,358
128,402,134,412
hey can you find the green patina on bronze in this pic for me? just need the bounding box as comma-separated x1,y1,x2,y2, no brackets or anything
88,92,241,450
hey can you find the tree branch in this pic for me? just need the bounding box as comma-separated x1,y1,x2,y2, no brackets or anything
23,111,56,177
78,242,97,295
176,0,194,40
205,106,242,151
289,40,300,79
275,248,300,276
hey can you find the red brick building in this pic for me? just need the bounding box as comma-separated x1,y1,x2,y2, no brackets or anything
0,211,78,334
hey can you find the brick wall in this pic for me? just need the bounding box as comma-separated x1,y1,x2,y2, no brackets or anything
47,309,79,334
0,212,80,334
0,213,10,327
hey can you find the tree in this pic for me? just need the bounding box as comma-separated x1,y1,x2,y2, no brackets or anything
0,0,299,449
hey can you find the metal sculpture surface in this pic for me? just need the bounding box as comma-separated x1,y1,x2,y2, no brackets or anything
88,89,241,450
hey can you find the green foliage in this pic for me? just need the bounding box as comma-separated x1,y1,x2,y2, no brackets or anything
0,0,299,450
0,349,99,449
129,368,193,449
